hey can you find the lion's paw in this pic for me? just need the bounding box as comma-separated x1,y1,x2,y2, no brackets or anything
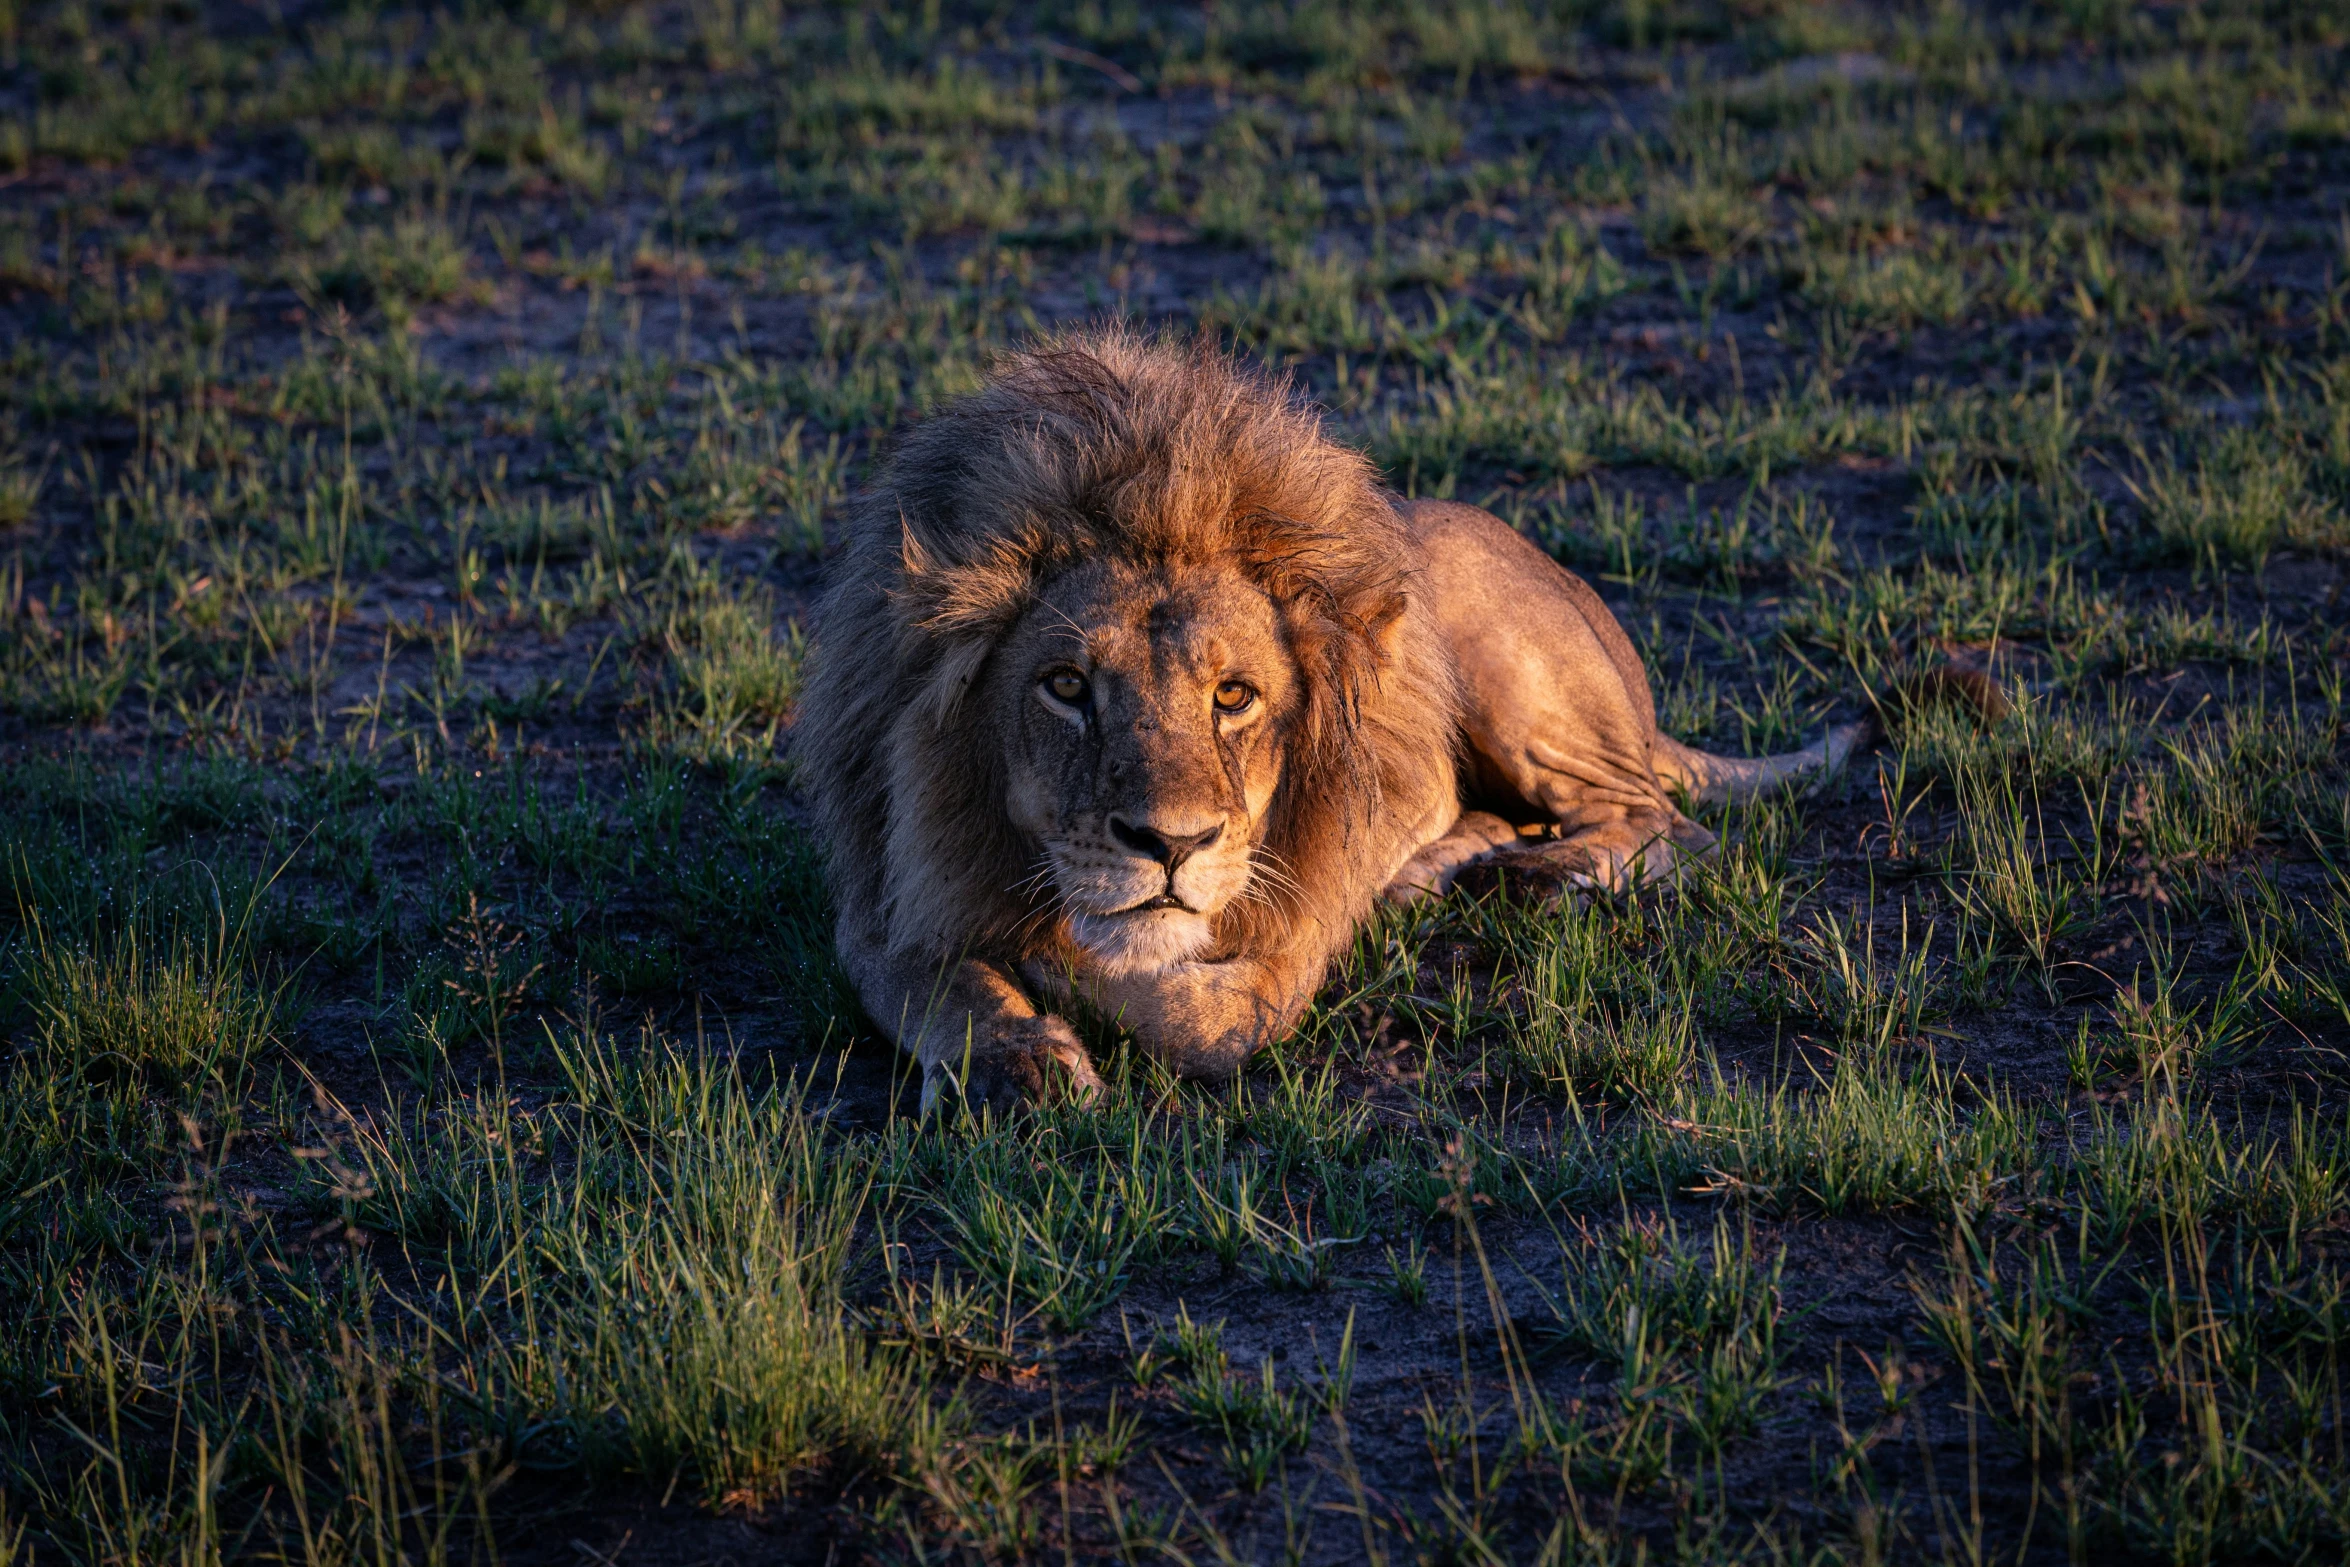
1450,838,1606,904
920,1015,1103,1117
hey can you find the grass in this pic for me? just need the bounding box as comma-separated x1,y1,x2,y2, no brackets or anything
0,0,2347,1560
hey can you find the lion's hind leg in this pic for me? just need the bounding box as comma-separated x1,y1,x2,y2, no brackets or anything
1385,810,1718,906
1384,811,1524,904
1401,499,1720,901
1459,812,1717,902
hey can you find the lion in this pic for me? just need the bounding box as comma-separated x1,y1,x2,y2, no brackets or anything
796,330,1982,1109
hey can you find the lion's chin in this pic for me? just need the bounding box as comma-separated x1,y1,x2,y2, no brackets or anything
1067,907,1214,976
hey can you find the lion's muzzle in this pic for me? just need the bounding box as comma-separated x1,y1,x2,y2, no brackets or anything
1049,810,1254,975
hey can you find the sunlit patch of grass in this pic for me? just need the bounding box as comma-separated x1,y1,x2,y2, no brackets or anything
0,628,140,725
1498,931,1699,1103
523,1080,917,1493
1652,1054,2040,1215
301,212,483,309
1641,166,1770,257
636,578,805,769
2126,425,2345,572
770,419,850,555
15,912,274,1096
783,56,1041,148
657,411,846,546
1159,1309,1317,1491
1896,686,2136,792
366,1023,938,1499
1949,763,2104,980
2121,700,2339,872
0,455,45,532
462,102,614,195
2072,1092,2350,1246
912,1109,1180,1332
1789,242,1975,328
1533,1210,1785,1461
1784,905,1938,1052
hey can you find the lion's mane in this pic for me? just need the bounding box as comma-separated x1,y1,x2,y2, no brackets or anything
798,328,1460,975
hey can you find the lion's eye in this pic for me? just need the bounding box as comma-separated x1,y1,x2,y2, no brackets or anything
1214,680,1255,714
1045,671,1089,705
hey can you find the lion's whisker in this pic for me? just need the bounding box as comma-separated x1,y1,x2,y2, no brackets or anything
1241,850,1307,912
1009,873,1061,910
1248,844,1308,897
1246,870,1301,903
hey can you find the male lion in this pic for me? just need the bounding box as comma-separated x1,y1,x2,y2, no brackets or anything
799,331,1889,1109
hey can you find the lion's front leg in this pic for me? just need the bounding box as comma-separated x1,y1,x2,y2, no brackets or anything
1071,948,1325,1081
838,919,1102,1112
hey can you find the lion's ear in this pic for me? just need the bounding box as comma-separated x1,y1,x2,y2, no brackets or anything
910,635,993,730
1355,580,1410,645
1320,576,1410,686
894,522,1029,729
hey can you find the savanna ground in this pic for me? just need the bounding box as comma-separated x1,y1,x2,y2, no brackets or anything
2,0,2349,1561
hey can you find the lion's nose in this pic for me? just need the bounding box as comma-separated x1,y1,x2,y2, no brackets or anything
1108,815,1223,869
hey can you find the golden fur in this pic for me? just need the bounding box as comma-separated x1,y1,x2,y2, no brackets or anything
798,330,1459,1105
798,329,1948,1105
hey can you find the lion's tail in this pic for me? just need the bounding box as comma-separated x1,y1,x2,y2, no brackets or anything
1653,667,2009,806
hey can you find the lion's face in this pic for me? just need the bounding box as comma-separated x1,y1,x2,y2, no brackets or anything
993,555,1294,976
